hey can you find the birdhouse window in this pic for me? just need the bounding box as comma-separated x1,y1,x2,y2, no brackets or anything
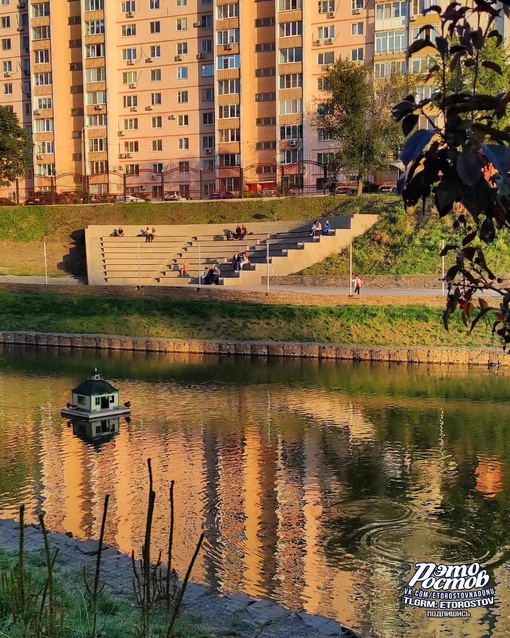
77,396,86,405
110,395,115,403
95,397,101,406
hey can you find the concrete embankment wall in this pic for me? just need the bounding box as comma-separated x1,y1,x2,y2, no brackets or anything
0,331,507,366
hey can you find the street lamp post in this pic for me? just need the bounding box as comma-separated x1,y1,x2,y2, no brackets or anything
81,126,88,202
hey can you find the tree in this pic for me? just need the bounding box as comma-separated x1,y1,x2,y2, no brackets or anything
393,0,510,348
0,106,32,186
315,58,402,196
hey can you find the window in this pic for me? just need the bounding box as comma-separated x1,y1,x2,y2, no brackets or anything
280,98,303,114
279,47,302,63
177,0,187,5
122,24,136,36
177,42,188,55
71,108,84,116
152,162,163,174
217,55,240,69
318,26,335,39
279,0,301,9
152,139,163,151
219,154,239,166
256,68,276,77
376,1,408,19
317,77,330,90
126,164,139,175
318,0,335,12
219,105,240,118
411,56,430,74
280,125,302,139
317,152,335,165
36,141,54,154
255,17,275,26
36,164,56,177
177,66,188,79
202,64,214,77
202,39,213,53
35,72,52,86
32,2,50,17
70,85,84,94
351,47,364,61
4,83,12,94
280,73,302,88
256,141,277,150
86,44,106,58
176,18,187,30
88,114,107,125
179,161,190,172
0,17,9,28
123,118,138,130
280,22,302,37
122,48,137,61
255,42,275,52
202,87,214,101
2,61,11,73
201,14,213,27
89,161,108,174
123,95,137,107
150,45,161,58
1,38,11,50
35,118,54,132
35,50,49,64
70,62,83,71
203,112,214,124
150,0,159,7
122,71,137,84
317,52,334,65
85,20,105,35
375,59,407,78
151,92,161,105
69,39,82,48
150,21,160,33
318,129,332,141
255,92,276,102
89,138,107,152
151,69,161,81
84,0,104,9
124,141,139,153
217,3,239,18
203,136,215,149
375,30,407,54
151,116,162,128
178,90,188,103
217,79,240,94
86,67,106,82
178,138,189,150
257,117,277,126
86,91,106,104
219,129,240,142
415,85,438,101
37,97,52,109
121,1,135,12
280,149,302,164
352,0,363,10
68,16,81,25
352,22,363,35
178,114,189,126
217,29,239,44
412,25,439,42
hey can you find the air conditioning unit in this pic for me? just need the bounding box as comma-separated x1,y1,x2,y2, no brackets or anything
314,39,321,46
127,60,135,65
197,52,205,59
125,153,132,158
175,54,182,61
118,131,124,136
151,175,158,180
325,37,334,44
36,154,43,160
17,2,26,8
328,11,335,17
289,140,297,147
17,27,25,32
118,153,125,159
3,72,11,78
168,114,175,120
129,83,136,88
353,8,361,13
409,15,416,21
145,58,152,63
205,148,212,154
130,106,137,112
145,105,152,110
193,20,201,27
126,11,134,17
33,110,40,115
225,43,233,50
94,105,103,110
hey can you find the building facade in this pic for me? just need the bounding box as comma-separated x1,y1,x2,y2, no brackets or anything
0,0,499,200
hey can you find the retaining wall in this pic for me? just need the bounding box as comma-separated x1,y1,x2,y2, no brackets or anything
0,331,506,366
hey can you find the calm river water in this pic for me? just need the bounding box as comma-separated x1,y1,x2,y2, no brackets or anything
0,345,509,637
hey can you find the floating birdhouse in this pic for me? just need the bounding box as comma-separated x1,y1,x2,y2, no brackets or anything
61,368,131,420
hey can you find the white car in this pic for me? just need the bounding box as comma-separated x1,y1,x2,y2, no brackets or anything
116,195,148,203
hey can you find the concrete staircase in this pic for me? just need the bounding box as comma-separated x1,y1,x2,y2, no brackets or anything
85,215,378,287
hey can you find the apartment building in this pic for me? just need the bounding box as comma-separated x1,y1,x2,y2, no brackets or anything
0,0,497,200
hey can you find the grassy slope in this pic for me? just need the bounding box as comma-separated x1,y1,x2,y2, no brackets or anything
301,198,510,276
0,290,498,348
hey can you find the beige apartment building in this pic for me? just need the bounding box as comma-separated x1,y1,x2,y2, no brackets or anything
1,0,500,201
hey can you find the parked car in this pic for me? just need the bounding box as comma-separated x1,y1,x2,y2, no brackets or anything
335,185,357,195
163,191,181,201
0,198,16,206
209,191,235,200
116,195,148,203
378,183,397,193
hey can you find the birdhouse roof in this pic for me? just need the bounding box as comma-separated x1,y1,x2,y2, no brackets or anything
72,370,118,396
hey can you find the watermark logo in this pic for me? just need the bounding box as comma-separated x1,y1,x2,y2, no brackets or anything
402,562,495,619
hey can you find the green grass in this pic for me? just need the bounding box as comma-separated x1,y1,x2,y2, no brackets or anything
0,194,391,243
301,201,510,276
0,290,500,348
0,547,213,638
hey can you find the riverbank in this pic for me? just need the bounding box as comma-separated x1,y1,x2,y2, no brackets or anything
0,517,357,638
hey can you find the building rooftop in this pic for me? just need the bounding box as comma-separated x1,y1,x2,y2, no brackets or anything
72,370,118,396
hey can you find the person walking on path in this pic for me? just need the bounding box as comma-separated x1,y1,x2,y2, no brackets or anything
354,275,362,295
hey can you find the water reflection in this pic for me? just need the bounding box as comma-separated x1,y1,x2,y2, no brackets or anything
0,346,509,636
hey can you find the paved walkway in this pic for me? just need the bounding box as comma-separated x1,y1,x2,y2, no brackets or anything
0,518,360,638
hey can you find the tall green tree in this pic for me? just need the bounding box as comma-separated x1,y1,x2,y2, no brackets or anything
315,58,400,196
0,106,32,186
